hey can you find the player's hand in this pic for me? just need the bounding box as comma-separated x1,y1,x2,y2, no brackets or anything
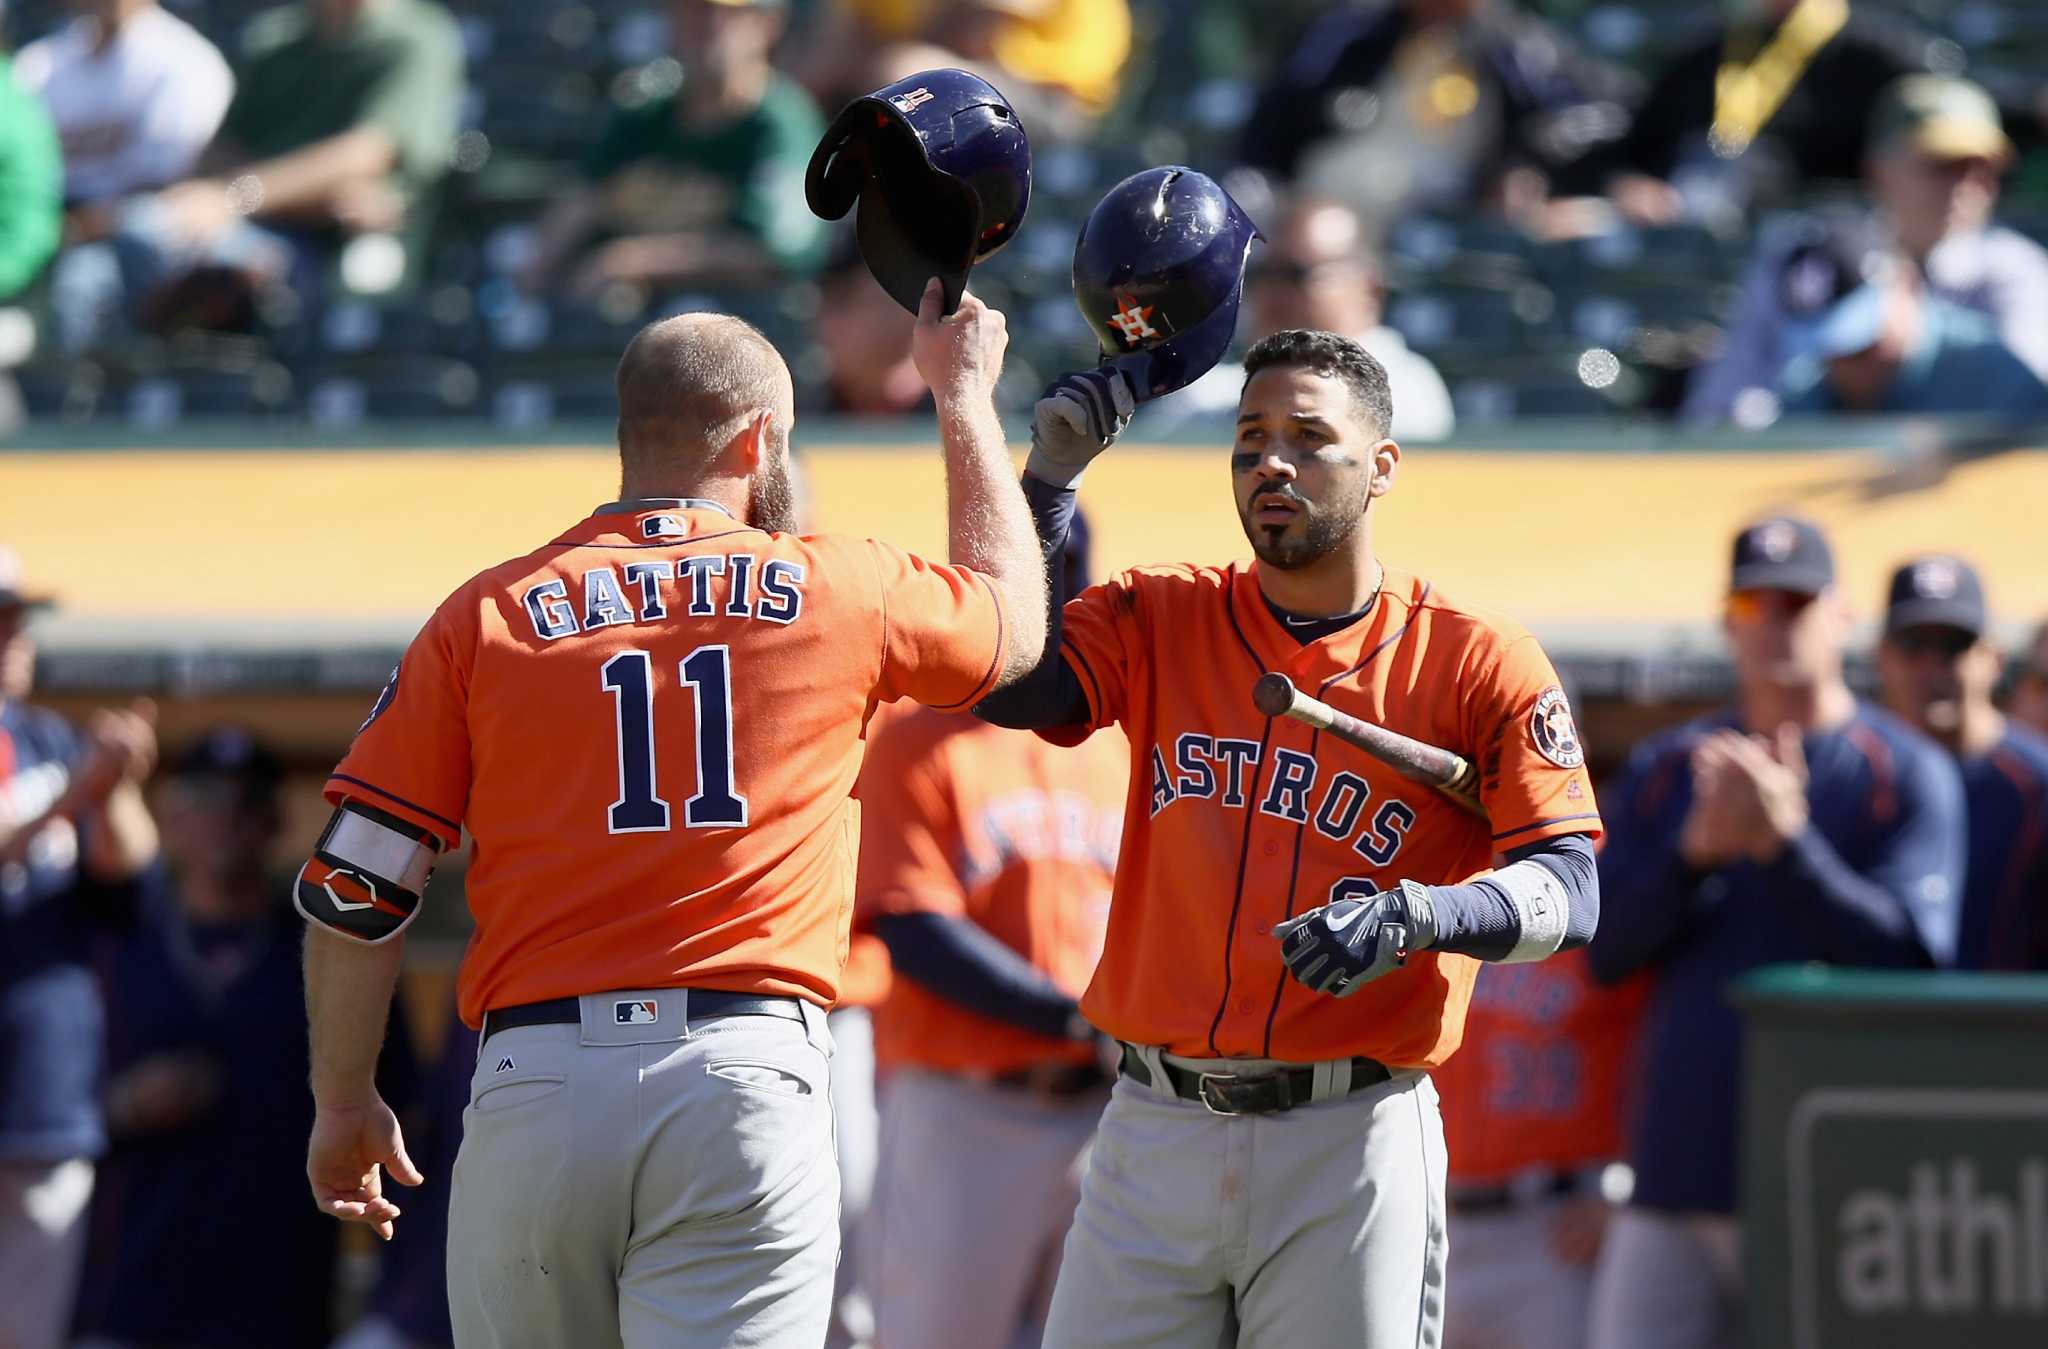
1273,881,1438,997
104,1049,226,1137
1025,367,1135,489
307,1096,424,1242
911,277,1007,409
70,698,159,807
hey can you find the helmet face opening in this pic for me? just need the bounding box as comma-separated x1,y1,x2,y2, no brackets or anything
858,128,981,314
803,68,1031,315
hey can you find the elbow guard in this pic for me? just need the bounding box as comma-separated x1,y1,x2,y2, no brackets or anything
1490,858,1570,963
294,801,438,944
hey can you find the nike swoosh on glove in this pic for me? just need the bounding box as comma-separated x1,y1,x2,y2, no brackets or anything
1025,367,1136,489
1272,880,1439,998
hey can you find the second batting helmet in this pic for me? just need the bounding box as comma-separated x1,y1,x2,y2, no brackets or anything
1072,167,1261,400
805,69,1031,316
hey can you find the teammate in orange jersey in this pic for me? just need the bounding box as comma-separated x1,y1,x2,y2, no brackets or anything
977,329,1604,1347
856,512,1130,1349
1435,951,1647,1349
295,281,1048,1349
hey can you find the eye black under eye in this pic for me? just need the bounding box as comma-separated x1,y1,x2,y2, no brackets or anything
1229,451,1261,470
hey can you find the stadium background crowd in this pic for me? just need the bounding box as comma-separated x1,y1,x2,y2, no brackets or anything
4,0,2048,1346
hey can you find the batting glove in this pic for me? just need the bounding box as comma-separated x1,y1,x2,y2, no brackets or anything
1025,367,1136,489
1273,880,1439,997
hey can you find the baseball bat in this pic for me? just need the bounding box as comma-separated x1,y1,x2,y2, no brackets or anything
1251,674,1486,818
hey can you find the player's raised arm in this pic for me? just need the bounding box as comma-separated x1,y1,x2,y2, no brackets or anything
910,278,1046,689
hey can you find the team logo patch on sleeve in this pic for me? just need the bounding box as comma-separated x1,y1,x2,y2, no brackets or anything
1529,686,1585,769
358,666,400,733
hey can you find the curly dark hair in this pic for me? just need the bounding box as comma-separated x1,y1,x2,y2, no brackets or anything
1241,329,1393,439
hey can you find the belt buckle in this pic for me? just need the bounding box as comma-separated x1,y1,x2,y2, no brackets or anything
1197,1071,1248,1115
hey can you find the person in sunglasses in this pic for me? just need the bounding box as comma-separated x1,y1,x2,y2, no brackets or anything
1876,556,2048,970
1141,196,1455,443
1583,514,1964,1349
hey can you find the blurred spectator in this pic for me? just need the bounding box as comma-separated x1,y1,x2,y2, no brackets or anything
56,0,462,346
71,728,416,1349
0,547,157,1349
16,0,233,227
2012,619,2048,736
1775,254,2048,416
520,0,826,299
1876,557,2048,971
787,0,1131,131
1686,75,2048,425
1146,195,1454,440
1602,0,1938,228
1237,0,1636,237
1435,952,1645,1349
0,45,60,302
334,1006,476,1349
1586,516,1963,1349
812,242,929,416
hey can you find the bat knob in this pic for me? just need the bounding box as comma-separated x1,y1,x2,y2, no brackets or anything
1252,673,1298,718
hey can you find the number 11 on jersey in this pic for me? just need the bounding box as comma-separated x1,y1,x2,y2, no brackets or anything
602,645,749,833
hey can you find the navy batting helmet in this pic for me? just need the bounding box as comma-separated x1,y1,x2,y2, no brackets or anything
805,69,1030,316
1072,167,1262,400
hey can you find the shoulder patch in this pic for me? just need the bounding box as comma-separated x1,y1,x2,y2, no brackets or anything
1529,686,1585,769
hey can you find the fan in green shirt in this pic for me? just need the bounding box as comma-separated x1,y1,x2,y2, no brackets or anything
116,0,462,317
0,56,60,301
520,0,827,295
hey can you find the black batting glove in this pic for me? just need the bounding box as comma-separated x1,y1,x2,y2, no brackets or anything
1273,880,1439,998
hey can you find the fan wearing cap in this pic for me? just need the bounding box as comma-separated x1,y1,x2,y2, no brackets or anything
0,547,158,1349
1685,74,2048,425
1876,556,2048,971
1586,516,1964,1349
518,0,828,297
74,728,417,1349
1775,247,2048,416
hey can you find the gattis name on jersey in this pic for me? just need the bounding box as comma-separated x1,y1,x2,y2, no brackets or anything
521,555,808,641
1149,731,1417,868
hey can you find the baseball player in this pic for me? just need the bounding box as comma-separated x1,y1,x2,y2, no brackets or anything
296,283,1047,1348
857,514,1128,1349
1587,517,1963,1349
0,548,158,1349
977,228,1604,1341
1434,950,1646,1349
1876,555,2048,969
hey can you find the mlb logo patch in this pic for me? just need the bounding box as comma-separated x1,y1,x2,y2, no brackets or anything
615,999,659,1025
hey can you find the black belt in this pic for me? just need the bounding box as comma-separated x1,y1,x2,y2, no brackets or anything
1117,1045,1392,1116
482,990,803,1045
988,1062,1114,1099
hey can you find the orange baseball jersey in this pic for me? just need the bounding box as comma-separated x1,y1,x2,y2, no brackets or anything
1435,952,1648,1181
836,698,926,1010
838,933,894,1009
857,705,1128,1075
323,500,1008,1028
1049,563,1601,1066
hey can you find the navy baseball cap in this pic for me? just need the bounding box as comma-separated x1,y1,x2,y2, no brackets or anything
1884,555,1987,639
1730,516,1834,595
171,727,284,797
